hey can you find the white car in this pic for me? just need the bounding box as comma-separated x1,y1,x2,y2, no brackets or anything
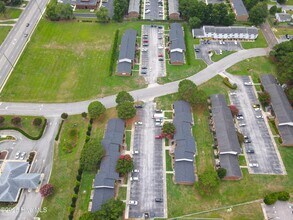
15,151,21,159
230,92,237,96
142,47,148,52
145,9,150,14
155,122,163,127
132,150,139,155
254,108,261,111
158,45,164,49
132,169,139,173
244,82,253,86
236,116,244,120
130,176,139,181
128,200,138,205
239,123,246,127
20,152,26,160
135,121,143,125
256,115,263,119
249,161,259,168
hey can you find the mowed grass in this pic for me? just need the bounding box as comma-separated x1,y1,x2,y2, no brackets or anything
0,27,12,45
39,115,88,220
273,26,293,38
211,51,236,62
117,187,127,200
0,20,147,102
166,150,173,171
241,30,268,49
0,8,22,20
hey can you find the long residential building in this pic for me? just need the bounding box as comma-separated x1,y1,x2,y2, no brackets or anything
192,26,258,40
128,0,140,18
230,0,248,21
117,29,137,76
90,119,125,212
172,100,196,185
168,0,179,20
210,94,242,180
169,23,186,65
260,74,293,146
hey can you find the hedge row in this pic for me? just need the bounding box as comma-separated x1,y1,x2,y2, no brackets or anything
0,119,47,140
264,191,290,205
109,30,119,76
223,77,237,89
55,120,64,141
183,24,191,65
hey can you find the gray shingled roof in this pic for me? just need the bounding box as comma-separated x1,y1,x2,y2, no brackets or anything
0,162,41,202
170,51,184,64
168,0,179,16
174,100,192,114
76,0,98,6
192,28,204,37
230,0,248,17
219,154,242,178
169,23,186,51
276,13,292,22
204,26,257,35
91,119,125,212
210,94,242,154
128,0,140,14
174,161,195,184
117,62,132,74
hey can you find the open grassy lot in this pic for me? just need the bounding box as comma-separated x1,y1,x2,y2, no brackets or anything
0,8,22,20
126,130,131,151
156,76,293,218
227,56,277,82
273,26,293,38
0,26,11,45
241,30,268,49
39,115,88,220
158,25,206,84
0,115,46,138
211,51,235,62
0,20,147,102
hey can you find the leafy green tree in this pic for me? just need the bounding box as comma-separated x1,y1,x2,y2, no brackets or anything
80,138,105,171
287,88,293,102
113,0,128,22
258,91,271,106
249,2,268,26
61,113,68,119
269,5,277,15
243,0,259,11
198,170,219,194
178,79,207,105
96,198,125,220
0,1,6,14
277,0,286,4
10,0,22,6
79,212,96,220
46,1,73,21
115,91,134,105
116,154,134,175
216,168,227,179
189,17,201,28
162,122,176,137
264,193,278,205
117,101,136,119
40,183,54,197
96,7,109,22
33,117,43,126
88,101,106,119
277,191,290,201
81,112,87,118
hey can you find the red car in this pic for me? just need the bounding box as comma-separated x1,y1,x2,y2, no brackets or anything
155,135,163,139
158,53,163,57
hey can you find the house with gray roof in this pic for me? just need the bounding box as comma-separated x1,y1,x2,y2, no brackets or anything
168,0,179,20
229,0,248,21
102,0,114,18
75,0,99,9
275,13,292,23
260,75,293,146
0,162,41,202
128,0,140,18
91,119,125,212
172,101,196,185
169,23,186,65
192,26,258,40
117,29,137,76
210,94,242,180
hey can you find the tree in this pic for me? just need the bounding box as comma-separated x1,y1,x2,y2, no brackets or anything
79,212,96,220
116,154,134,175
61,112,68,120
287,88,293,102
11,117,21,126
10,0,22,6
216,168,227,179
178,79,207,105
277,191,290,201
189,17,201,29
0,116,5,124
277,0,286,4
198,170,219,194
162,122,176,137
80,138,105,171
258,91,271,106
81,112,87,118
269,5,277,15
0,1,6,14
113,0,128,22
33,117,42,126
96,198,125,220
117,101,136,119
115,91,134,105
229,105,239,116
88,101,106,119
46,1,73,21
249,2,268,26
40,183,54,197
96,7,109,22
264,193,278,205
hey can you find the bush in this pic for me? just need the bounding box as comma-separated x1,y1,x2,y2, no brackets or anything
88,101,106,119
55,120,64,141
117,101,136,120
74,185,79,194
223,77,237,89
277,191,290,201
33,117,42,126
76,174,81,181
86,130,91,136
81,112,87,118
217,168,227,179
0,116,5,124
109,30,119,76
85,135,90,143
40,184,54,197
11,117,21,126
264,193,278,205
61,113,68,120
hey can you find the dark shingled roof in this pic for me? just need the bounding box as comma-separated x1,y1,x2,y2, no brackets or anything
260,74,293,146
219,154,242,178
76,0,98,6
91,119,125,212
128,0,140,13
169,23,186,51
173,101,196,184
230,0,248,17
210,94,242,154
170,51,184,64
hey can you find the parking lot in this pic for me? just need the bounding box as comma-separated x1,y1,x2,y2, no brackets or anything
140,25,166,84
143,0,164,20
128,102,166,218
229,75,285,174
194,40,242,65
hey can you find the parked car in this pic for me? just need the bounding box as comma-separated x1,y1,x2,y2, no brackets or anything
155,198,163,202
20,152,26,160
158,53,163,57
135,104,143,108
155,135,163,139
158,45,164,49
132,169,139,173
26,23,30,27
230,92,237,96
195,48,200,52
141,68,147,74
158,57,164,61
256,115,263,119
155,109,162,113
239,123,246,127
236,114,244,120
24,33,28,38
15,151,21,159
135,121,143,125
142,47,148,52
155,122,163,127
130,176,139,181
244,81,253,86
249,161,259,167
129,200,138,205
244,139,251,143
253,104,260,108
143,43,149,47
145,9,151,14
155,118,162,122
132,150,139,155
246,148,255,153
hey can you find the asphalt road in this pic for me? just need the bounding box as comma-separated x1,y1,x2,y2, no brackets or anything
0,117,60,220
260,21,278,48
0,0,49,91
0,48,268,117
144,0,164,20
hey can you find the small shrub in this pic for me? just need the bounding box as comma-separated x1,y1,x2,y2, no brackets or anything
76,174,81,181
81,112,87,118
264,193,278,205
0,116,5,124
223,77,237,89
277,191,290,201
61,113,68,120
86,130,91,136
40,184,54,197
87,124,92,131
89,118,94,124
78,168,83,175
11,117,21,126
74,185,79,194
85,135,90,143
33,117,42,126
217,168,227,179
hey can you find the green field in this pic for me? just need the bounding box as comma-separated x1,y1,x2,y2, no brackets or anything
0,27,11,45
166,150,173,171
39,115,88,220
0,21,147,102
211,51,236,62
273,26,293,38
117,187,127,200
0,8,22,20
241,30,268,49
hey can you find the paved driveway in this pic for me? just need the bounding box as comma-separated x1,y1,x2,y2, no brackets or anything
128,102,166,218
229,75,285,175
144,0,164,20
140,25,165,84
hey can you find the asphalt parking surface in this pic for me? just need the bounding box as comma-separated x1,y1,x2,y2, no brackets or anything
229,76,284,174
128,102,165,218
263,201,293,220
141,25,165,84
144,0,164,20
194,40,242,65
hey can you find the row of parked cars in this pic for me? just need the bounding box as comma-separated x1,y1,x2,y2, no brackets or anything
15,151,26,160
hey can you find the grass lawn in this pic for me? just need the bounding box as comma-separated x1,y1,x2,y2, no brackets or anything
272,26,293,38
211,51,235,62
0,8,22,20
241,30,268,49
239,155,247,166
126,130,131,151
117,187,127,200
158,25,206,84
38,115,88,220
268,119,279,136
0,20,147,102
0,26,11,45
226,56,277,83
0,115,46,138
166,150,173,171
